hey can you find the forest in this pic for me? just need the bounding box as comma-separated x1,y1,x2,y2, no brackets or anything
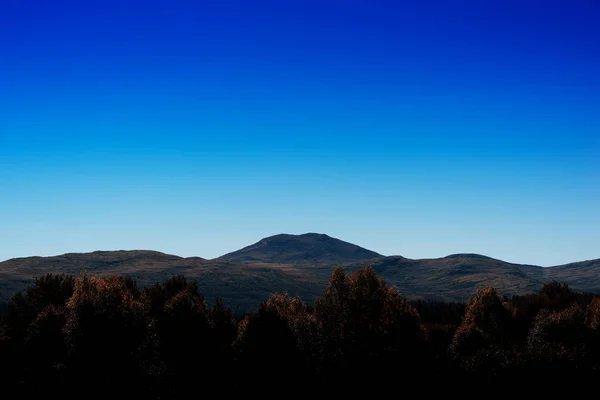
1,266,598,398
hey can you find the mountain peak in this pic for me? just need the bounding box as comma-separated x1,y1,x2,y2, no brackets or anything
444,253,495,260
265,232,331,240
216,233,382,265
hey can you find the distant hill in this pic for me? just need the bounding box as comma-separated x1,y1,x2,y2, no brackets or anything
0,249,321,313
0,250,187,302
0,250,185,275
0,235,599,312
216,233,382,264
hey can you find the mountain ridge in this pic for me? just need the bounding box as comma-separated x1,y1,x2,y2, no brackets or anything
0,233,598,311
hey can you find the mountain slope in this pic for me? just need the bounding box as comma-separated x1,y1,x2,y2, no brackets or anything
543,258,600,292
343,254,546,301
216,233,383,264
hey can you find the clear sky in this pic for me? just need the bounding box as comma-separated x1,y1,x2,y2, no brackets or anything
1,0,598,266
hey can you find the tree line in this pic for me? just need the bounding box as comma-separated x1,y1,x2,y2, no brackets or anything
1,267,599,398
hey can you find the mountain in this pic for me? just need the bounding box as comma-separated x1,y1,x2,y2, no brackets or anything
216,233,383,264
0,235,598,312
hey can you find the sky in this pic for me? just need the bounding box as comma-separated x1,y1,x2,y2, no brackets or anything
1,0,599,266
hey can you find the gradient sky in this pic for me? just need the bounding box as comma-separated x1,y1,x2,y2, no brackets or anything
1,0,599,266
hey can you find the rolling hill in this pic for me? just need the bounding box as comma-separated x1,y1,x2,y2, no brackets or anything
0,234,599,311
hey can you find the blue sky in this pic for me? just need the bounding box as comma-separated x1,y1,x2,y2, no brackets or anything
1,0,598,266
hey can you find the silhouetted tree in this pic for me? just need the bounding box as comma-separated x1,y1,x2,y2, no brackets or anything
63,274,156,397
21,304,67,395
142,274,200,319
526,303,589,385
315,267,426,383
539,281,578,312
450,286,520,384
6,274,74,343
160,290,210,368
1,274,75,394
206,297,237,383
209,297,237,349
233,294,305,392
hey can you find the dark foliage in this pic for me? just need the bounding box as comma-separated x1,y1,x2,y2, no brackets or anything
62,274,156,397
2,269,600,398
6,274,74,341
